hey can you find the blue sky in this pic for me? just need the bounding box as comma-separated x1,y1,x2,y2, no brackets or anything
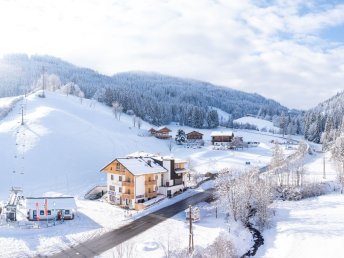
0,0,343,109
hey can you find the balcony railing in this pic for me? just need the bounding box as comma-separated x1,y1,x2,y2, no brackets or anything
144,180,156,186
121,193,134,199
122,181,134,187
145,192,157,198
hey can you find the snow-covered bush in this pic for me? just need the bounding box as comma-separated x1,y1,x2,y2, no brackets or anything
168,233,236,258
0,96,22,120
215,167,272,228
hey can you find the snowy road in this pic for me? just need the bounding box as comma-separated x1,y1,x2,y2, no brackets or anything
39,189,214,258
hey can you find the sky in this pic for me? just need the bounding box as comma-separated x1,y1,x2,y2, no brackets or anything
0,0,344,109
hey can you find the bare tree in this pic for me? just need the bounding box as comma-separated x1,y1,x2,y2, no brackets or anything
112,241,135,258
132,115,137,127
112,101,123,120
137,118,142,129
331,134,344,193
167,138,174,152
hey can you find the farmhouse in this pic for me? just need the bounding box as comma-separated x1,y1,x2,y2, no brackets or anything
25,197,76,221
211,131,234,145
101,153,188,210
186,131,203,140
149,127,172,139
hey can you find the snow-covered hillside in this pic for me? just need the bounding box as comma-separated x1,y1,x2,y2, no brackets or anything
234,116,280,132
0,92,282,201
0,92,168,200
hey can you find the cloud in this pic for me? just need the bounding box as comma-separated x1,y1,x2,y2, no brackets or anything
0,0,343,109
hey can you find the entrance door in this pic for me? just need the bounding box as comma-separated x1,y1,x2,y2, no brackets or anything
33,210,37,220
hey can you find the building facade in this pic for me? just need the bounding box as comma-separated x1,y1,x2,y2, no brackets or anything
101,154,188,209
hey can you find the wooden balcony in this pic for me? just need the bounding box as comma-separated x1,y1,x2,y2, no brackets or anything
144,180,156,186
121,193,134,199
122,181,134,187
145,192,157,198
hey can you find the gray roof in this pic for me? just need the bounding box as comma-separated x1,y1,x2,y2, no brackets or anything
118,157,168,176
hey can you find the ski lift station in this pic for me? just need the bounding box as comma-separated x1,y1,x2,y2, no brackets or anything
185,206,200,222
25,197,76,221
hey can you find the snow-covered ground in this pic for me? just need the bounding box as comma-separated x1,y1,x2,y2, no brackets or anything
234,116,280,132
0,92,279,201
0,91,291,256
257,192,344,258
0,199,128,257
100,202,252,258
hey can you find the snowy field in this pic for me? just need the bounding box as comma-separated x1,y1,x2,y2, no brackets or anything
0,91,292,257
234,116,280,132
257,192,344,258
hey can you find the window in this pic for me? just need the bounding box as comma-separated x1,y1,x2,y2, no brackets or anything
119,176,122,182
40,210,44,215
48,210,51,215
65,210,70,215
148,188,151,193
116,163,120,171
119,187,122,193
111,175,114,180
110,185,115,191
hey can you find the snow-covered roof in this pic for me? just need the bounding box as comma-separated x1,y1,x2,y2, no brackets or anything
186,131,203,135
25,197,76,210
157,126,171,132
211,131,233,136
118,157,167,176
175,158,187,163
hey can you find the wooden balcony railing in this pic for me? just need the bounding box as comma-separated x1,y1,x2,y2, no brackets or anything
145,192,157,198
144,180,156,186
121,193,134,199
122,181,134,187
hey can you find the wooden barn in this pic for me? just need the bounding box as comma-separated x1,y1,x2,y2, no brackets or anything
211,131,234,145
186,131,203,140
149,127,172,139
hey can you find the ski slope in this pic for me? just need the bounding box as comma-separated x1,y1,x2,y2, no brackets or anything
0,92,282,201
234,116,280,132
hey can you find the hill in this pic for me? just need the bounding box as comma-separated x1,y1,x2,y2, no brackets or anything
234,116,280,133
0,91,285,200
0,54,297,128
304,91,344,143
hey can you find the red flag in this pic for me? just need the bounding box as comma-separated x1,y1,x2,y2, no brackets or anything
44,198,48,217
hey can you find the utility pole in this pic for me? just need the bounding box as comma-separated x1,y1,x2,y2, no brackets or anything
188,205,194,254
323,156,326,179
21,105,24,125
42,66,46,98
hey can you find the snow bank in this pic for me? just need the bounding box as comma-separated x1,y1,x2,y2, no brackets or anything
234,116,280,132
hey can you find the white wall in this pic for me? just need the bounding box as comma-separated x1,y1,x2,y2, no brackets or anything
135,176,145,198
162,160,171,183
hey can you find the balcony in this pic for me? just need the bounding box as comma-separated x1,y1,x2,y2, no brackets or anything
121,193,134,199
144,180,156,186
145,192,157,198
122,181,134,187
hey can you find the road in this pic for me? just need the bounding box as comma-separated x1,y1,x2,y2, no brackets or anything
37,189,214,258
